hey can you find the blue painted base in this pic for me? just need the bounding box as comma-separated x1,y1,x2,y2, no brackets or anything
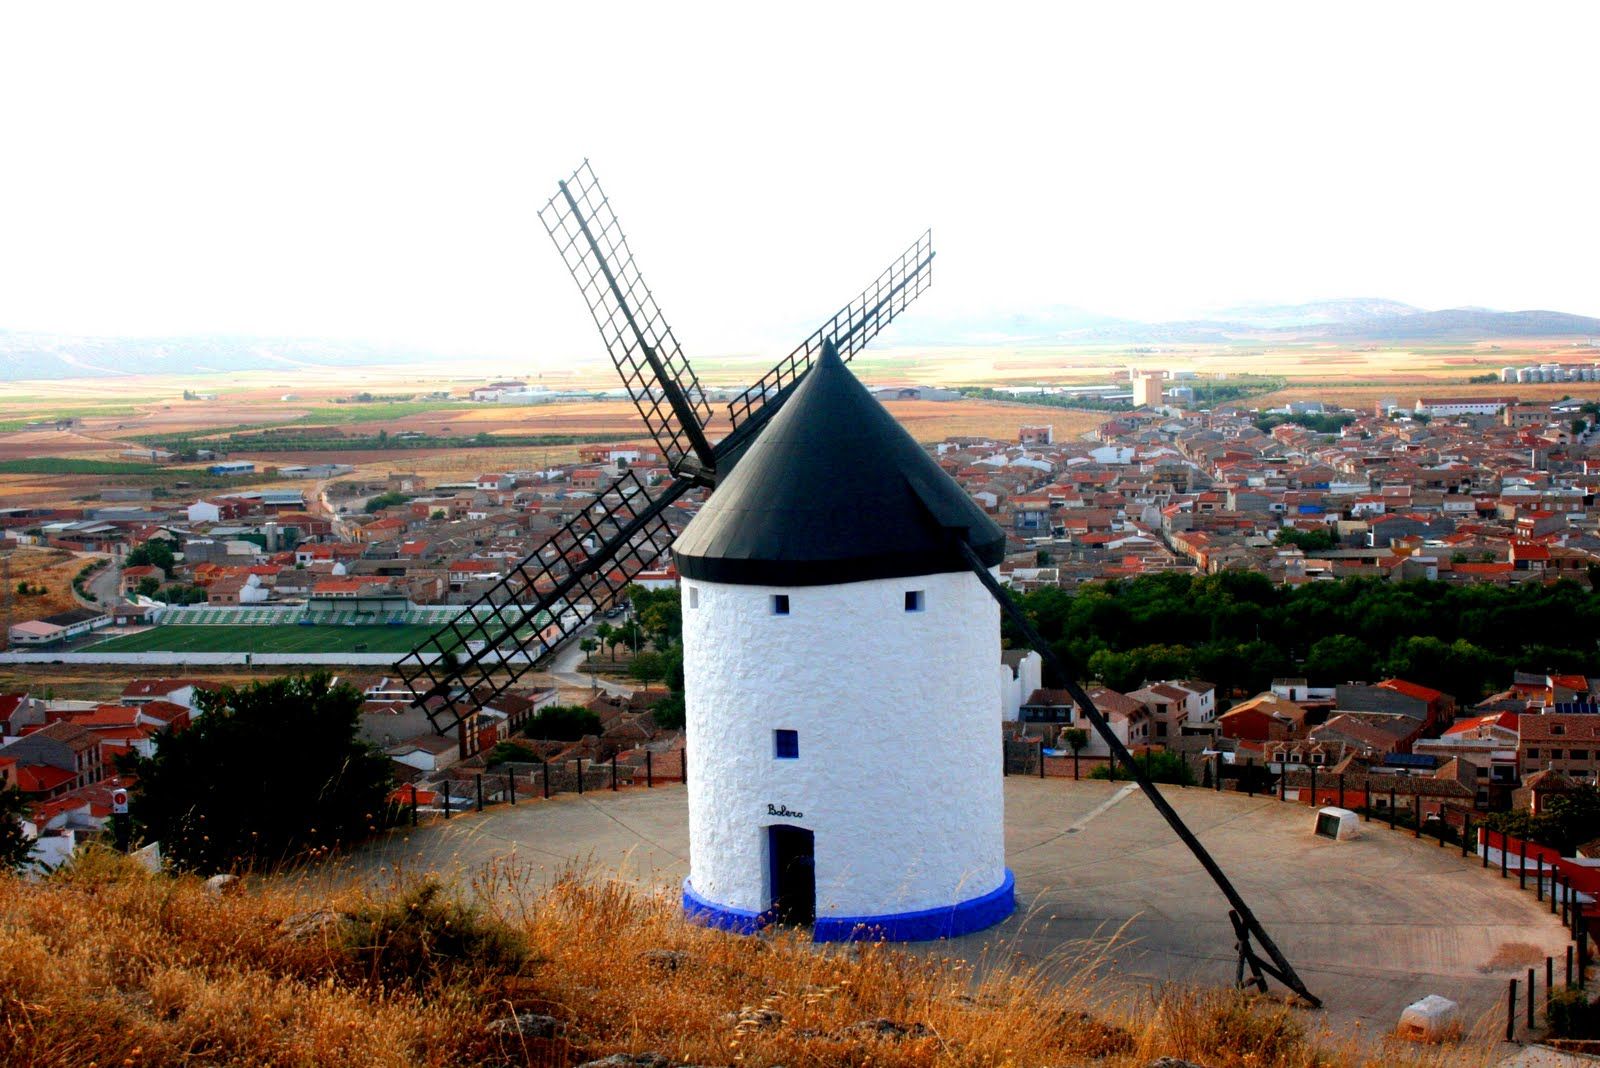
682,869,1016,943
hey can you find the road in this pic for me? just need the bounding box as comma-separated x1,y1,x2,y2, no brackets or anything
547,622,633,696
79,553,118,608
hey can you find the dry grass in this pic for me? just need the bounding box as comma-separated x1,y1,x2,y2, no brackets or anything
0,848,1496,1068
0,546,91,618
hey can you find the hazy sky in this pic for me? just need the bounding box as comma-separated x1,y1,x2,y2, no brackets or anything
3,2,1598,362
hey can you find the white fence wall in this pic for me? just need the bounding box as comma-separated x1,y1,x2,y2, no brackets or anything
0,651,444,667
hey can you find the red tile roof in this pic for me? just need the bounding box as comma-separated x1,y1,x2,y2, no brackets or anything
15,764,75,793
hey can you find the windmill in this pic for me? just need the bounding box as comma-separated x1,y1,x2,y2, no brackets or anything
395,161,1319,1006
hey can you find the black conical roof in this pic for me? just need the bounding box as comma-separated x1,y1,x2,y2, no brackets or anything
673,342,1006,587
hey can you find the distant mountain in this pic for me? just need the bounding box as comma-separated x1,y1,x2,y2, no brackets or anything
1209,298,1423,328
7,299,1600,380
892,301,1600,347
0,330,440,381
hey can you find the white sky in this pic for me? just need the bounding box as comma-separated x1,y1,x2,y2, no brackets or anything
2,2,1598,362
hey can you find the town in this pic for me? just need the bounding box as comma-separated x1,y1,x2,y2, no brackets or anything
5,371,1600,872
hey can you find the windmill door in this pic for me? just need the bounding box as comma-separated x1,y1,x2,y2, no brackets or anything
768,825,815,927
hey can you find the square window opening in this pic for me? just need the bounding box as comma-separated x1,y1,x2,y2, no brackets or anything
687,587,699,610
774,729,799,759
771,594,789,615
904,590,925,612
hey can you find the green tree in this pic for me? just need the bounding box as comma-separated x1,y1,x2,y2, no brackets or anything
629,650,665,689
125,539,176,577
1573,419,1587,437
594,622,617,662
522,704,602,741
1090,749,1194,785
0,787,35,871
364,491,411,513
430,509,446,520
125,673,393,872
1303,634,1374,684
1061,727,1089,780
579,637,599,687
135,576,162,598
1483,786,1600,854
1274,527,1337,553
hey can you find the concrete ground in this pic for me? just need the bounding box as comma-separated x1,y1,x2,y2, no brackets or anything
346,777,1573,1046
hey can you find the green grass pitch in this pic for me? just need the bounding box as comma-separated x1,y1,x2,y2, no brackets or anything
87,623,453,655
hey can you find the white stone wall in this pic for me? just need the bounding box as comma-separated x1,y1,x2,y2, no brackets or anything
683,569,1006,920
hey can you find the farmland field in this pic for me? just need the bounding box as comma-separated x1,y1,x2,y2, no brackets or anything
87,623,447,655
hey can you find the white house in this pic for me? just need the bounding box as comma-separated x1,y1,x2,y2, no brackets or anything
672,342,1013,943
187,500,222,524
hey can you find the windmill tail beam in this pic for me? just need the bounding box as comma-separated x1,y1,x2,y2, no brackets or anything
957,540,1322,1010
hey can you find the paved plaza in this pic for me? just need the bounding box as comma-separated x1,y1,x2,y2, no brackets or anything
347,777,1573,1041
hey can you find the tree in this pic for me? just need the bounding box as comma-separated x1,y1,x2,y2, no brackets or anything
125,673,393,873
1303,634,1374,684
579,637,599,688
1090,749,1194,786
630,650,664,690
135,576,162,598
1061,727,1089,780
1483,786,1600,855
364,491,411,513
0,787,34,871
522,704,602,741
1274,527,1337,553
125,539,176,577
594,622,617,662
1574,419,1589,437
430,509,446,520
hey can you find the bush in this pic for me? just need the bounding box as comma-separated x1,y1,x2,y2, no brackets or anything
1548,986,1600,1038
522,704,601,741
341,880,526,988
1090,749,1195,785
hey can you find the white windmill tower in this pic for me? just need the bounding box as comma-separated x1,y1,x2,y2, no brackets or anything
672,341,1015,941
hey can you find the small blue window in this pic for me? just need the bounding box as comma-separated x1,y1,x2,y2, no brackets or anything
771,594,789,615
905,590,924,612
774,729,799,759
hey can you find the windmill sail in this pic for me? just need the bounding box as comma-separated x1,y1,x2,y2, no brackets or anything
394,469,687,733
726,229,934,431
539,161,715,473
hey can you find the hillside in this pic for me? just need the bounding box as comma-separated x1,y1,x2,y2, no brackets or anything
0,850,1480,1068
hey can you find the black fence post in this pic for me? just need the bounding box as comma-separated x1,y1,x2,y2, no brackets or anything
1562,877,1570,926
1337,772,1345,809
410,786,418,827
1462,816,1471,858
1501,836,1509,879
1039,742,1046,779
1528,967,1537,1029
1568,944,1575,987
1547,955,1555,1015
443,788,451,819
507,772,515,805
1413,799,1420,838
1388,786,1396,829
1278,768,1286,802
683,745,687,787
646,750,653,788
542,757,550,799
1507,978,1517,1042
1483,827,1490,868
1003,743,1010,776
1213,752,1221,792
476,773,484,813
1520,840,1528,890
1246,758,1254,798
612,754,618,791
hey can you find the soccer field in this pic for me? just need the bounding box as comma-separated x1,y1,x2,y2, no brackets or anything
88,623,451,655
